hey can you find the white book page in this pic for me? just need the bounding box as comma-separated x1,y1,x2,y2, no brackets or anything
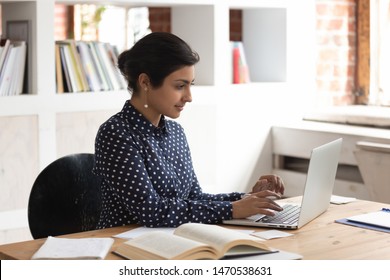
174,223,263,253
114,226,254,240
114,227,175,239
123,231,214,259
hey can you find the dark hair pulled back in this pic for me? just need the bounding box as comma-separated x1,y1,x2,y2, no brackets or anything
118,32,200,94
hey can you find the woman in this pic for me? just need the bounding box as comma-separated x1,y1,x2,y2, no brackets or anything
93,32,284,229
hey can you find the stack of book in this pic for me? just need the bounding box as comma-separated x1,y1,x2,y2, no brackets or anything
0,38,27,96
55,40,127,93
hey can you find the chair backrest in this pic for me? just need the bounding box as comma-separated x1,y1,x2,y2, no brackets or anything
28,153,102,239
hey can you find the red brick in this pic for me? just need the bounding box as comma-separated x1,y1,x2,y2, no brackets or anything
149,7,171,32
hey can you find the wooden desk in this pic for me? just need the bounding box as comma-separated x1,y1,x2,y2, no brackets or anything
1,198,389,260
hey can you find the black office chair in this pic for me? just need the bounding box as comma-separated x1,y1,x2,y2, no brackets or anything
28,153,102,239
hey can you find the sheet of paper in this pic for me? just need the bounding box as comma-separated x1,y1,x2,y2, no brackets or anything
331,195,356,204
251,230,293,240
31,236,114,260
347,210,390,229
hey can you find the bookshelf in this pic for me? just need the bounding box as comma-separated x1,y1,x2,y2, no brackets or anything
0,0,315,244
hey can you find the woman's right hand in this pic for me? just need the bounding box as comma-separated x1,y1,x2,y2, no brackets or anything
231,190,283,219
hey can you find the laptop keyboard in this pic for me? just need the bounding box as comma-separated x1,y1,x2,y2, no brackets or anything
257,204,301,225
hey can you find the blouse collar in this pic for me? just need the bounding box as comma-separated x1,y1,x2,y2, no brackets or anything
122,101,168,136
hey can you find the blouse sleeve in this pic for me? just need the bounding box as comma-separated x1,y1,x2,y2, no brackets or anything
187,174,244,202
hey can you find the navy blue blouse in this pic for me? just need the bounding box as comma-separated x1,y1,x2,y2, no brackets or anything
93,101,242,228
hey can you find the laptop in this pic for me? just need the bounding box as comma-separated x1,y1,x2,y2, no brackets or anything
223,138,343,229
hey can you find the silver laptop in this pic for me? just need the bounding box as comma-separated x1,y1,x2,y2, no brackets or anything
223,138,343,229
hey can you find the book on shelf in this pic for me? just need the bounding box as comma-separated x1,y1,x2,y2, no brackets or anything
55,43,64,93
0,39,27,96
0,39,11,74
67,40,90,92
58,43,82,93
0,44,16,96
10,41,27,95
55,40,125,93
58,44,73,93
95,42,123,91
113,223,277,260
76,41,103,92
105,43,127,89
231,41,251,84
86,41,111,91
57,40,92,93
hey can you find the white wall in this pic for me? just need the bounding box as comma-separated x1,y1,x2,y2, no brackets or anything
178,2,316,194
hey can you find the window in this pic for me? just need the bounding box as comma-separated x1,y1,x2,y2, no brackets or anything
303,1,390,128
57,4,151,52
370,0,390,106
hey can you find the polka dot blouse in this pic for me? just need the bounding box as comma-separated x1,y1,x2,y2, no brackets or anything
93,101,243,228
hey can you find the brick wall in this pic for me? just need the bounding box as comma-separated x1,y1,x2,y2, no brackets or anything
316,0,357,105
149,7,171,33
229,10,242,41
54,4,69,40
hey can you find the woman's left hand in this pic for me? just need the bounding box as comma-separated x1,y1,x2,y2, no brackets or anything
251,174,285,196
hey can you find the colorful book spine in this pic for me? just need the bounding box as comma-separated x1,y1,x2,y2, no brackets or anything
231,41,251,84
55,40,124,93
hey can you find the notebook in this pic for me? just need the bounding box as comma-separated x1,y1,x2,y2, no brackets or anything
223,138,343,229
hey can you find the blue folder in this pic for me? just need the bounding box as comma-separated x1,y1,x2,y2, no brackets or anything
335,218,390,233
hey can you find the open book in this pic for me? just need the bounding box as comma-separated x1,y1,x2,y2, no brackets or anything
114,223,276,260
